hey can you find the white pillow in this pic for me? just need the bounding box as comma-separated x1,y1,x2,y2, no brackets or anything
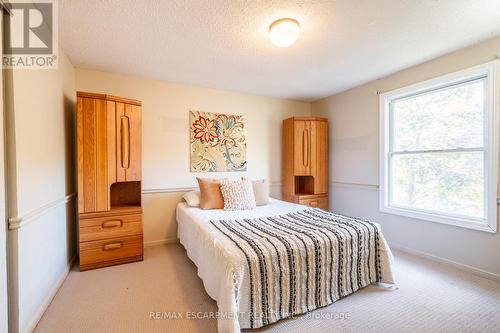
183,190,201,207
220,179,256,211
247,178,270,206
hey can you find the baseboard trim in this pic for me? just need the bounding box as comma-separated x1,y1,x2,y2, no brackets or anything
8,193,77,230
25,254,76,333
144,238,179,247
390,243,500,282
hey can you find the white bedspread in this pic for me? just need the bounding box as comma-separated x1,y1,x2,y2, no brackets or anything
176,199,395,333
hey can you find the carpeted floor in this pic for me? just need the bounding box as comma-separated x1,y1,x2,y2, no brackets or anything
35,243,500,333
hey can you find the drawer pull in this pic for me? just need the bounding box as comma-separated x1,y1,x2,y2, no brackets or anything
102,242,123,251
309,201,319,207
101,220,123,229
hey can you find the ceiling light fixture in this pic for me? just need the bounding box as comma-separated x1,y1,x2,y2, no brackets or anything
269,18,300,47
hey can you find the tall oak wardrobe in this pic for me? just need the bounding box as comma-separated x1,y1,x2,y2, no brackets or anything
282,117,329,210
76,92,143,271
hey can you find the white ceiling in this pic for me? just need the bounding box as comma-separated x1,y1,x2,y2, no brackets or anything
60,0,500,101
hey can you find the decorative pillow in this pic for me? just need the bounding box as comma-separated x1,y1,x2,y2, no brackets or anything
197,178,225,210
251,179,271,206
183,190,200,207
220,179,256,211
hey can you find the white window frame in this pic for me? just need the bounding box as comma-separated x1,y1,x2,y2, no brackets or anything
379,60,499,233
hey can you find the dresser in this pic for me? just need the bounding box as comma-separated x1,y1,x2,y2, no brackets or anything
282,117,329,210
77,92,143,271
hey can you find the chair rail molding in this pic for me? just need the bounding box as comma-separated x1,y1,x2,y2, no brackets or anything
8,193,77,230
329,181,500,204
330,180,379,190
142,187,197,194
142,181,282,195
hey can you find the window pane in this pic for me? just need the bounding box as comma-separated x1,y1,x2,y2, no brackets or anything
390,151,484,219
392,79,484,151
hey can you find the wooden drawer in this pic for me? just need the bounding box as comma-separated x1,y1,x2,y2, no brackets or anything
79,205,142,219
299,196,328,210
79,213,142,242
79,234,143,271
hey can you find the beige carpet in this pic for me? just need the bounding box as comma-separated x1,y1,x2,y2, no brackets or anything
35,243,500,333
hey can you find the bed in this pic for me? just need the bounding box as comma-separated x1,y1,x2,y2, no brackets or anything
177,198,395,333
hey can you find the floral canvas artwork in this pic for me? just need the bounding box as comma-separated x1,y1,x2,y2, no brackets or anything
190,111,247,172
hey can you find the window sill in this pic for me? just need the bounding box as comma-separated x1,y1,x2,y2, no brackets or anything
380,205,497,233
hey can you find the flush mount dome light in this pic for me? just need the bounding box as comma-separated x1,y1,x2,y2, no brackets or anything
269,18,300,47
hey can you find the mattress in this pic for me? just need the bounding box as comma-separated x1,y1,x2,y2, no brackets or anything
176,199,395,333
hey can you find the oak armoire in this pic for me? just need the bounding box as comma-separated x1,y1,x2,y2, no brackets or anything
282,117,329,210
77,91,143,271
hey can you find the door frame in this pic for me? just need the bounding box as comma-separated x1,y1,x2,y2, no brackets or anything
0,9,8,332
0,3,9,330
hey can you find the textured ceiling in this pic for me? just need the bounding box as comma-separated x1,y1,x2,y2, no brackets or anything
60,0,500,101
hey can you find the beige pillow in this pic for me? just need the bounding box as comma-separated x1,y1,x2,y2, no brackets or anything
251,179,270,206
196,178,225,210
183,190,200,207
220,179,256,210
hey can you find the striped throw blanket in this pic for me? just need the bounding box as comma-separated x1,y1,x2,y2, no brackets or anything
211,208,387,328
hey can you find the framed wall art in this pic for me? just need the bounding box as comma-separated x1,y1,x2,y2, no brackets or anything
189,111,247,172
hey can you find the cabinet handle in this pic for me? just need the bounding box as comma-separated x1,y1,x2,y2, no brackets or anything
121,116,130,169
102,242,123,251
303,129,309,167
302,131,305,166
302,130,306,166
101,220,123,228
309,201,319,207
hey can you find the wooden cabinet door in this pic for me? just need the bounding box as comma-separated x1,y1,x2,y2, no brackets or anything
77,97,110,213
106,101,117,186
116,103,141,182
293,120,311,176
311,120,328,194
125,104,141,181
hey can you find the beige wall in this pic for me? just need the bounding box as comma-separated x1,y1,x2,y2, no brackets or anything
6,49,76,332
75,69,311,244
312,35,500,277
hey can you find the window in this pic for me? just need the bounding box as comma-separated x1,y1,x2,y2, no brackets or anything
380,61,498,233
